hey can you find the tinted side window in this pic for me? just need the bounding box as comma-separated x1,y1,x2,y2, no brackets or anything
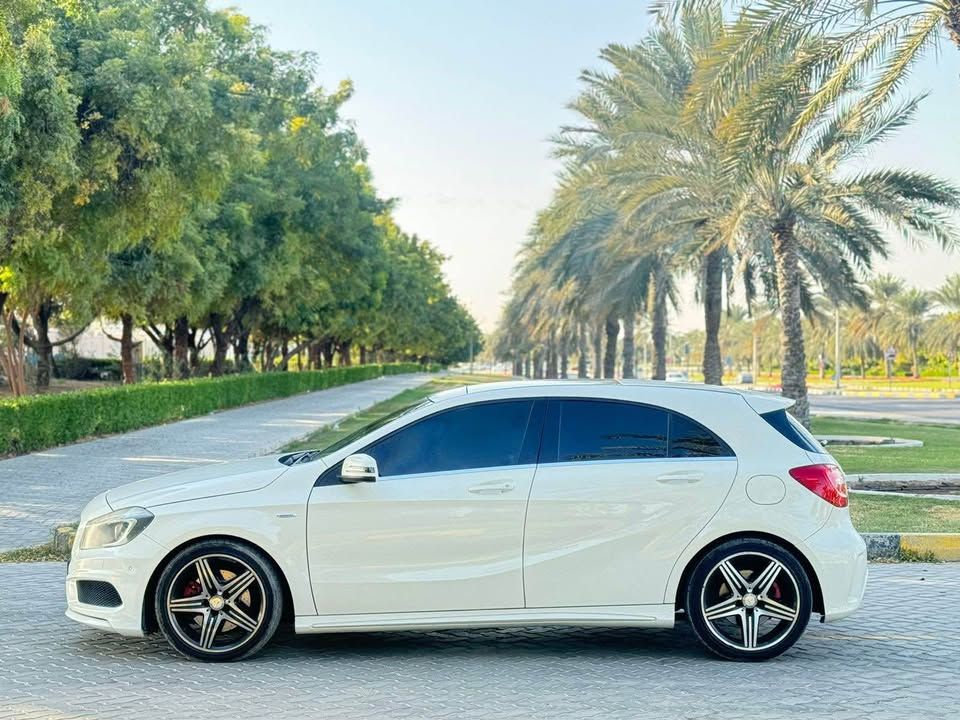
367,400,534,476
761,409,824,453
555,399,667,462
669,413,734,458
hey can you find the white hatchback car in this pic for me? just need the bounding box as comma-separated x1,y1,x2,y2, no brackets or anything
66,380,867,662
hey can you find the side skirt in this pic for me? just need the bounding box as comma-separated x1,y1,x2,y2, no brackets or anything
294,604,676,634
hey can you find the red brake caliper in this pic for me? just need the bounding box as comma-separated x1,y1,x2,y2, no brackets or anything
182,580,202,598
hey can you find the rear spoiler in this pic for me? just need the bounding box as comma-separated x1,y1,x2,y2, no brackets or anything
740,391,794,415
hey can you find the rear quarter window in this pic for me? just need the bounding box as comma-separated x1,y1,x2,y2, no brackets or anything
761,409,824,453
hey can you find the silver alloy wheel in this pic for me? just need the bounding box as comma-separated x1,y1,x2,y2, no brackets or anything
699,551,801,652
165,553,266,654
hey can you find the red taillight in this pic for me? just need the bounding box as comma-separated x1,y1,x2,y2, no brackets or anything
789,464,848,508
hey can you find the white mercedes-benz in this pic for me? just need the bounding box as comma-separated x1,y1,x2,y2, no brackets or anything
66,380,867,662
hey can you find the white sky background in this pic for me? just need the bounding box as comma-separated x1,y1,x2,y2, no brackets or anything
222,1,960,332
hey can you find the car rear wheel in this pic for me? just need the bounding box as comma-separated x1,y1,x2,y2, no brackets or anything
685,539,812,661
155,539,283,661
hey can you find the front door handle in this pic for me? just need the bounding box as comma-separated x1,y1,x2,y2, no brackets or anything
656,471,704,484
468,481,515,494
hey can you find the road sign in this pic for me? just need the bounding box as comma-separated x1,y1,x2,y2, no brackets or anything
885,347,896,360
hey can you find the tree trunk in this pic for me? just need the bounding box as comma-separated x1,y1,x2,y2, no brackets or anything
120,314,136,384
210,315,229,377
173,317,190,379
622,315,636,379
359,345,368,365
772,220,810,426
577,322,588,378
533,350,544,379
188,329,202,374
603,313,618,379
593,321,604,379
650,277,668,381
559,334,569,379
911,342,919,379
339,340,352,366
33,301,54,390
513,356,523,377
545,333,558,379
702,250,724,385
233,329,251,372
523,354,531,379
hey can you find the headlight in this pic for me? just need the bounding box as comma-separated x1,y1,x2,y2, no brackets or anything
78,507,154,550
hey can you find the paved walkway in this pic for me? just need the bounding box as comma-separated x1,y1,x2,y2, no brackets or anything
0,562,955,719
0,374,429,551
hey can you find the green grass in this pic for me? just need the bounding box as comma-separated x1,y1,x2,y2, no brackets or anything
810,417,960,474
850,492,960,533
282,374,506,452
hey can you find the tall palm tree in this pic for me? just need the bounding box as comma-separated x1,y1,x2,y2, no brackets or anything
931,274,960,376
710,43,959,423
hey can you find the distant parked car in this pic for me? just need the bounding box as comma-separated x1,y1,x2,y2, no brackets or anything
665,370,689,383
66,380,865,662
737,371,754,384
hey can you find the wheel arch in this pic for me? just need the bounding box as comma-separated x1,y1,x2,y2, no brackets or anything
672,531,824,616
141,534,295,634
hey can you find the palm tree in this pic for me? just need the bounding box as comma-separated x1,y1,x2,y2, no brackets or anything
711,39,959,423
931,274,960,376
889,288,932,378
663,0,960,131
551,8,731,384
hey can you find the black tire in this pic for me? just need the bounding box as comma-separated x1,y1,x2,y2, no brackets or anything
155,539,283,662
685,538,812,661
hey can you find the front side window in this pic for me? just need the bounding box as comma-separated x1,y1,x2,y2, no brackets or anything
366,400,534,477
555,399,668,462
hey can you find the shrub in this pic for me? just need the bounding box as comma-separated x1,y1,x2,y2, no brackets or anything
0,363,436,456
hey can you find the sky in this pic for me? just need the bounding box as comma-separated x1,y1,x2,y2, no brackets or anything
221,0,960,332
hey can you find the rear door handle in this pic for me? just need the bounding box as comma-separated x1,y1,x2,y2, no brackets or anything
656,471,704,484
468,481,515,494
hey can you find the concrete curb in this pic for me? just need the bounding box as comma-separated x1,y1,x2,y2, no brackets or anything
849,473,960,492
861,532,960,561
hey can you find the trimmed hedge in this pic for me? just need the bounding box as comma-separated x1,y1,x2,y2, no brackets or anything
0,363,434,456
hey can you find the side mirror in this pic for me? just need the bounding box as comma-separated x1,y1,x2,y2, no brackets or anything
340,453,379,483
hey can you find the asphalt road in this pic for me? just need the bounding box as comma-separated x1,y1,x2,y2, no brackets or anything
809,395,960,424
0,561,956,720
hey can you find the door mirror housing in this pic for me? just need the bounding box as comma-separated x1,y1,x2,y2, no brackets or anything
340,453,379,483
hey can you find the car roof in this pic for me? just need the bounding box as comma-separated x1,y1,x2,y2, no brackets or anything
430,378,793,414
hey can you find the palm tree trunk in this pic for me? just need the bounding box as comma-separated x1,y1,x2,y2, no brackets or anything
650,278,668,381
622,315,636,379
559,334,569,379
593,320,603,379
702,250,723,385
577,322,588,378
603,313,618,378
545,333,558,379
772,220,810,426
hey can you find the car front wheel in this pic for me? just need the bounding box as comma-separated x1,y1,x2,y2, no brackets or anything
155,539,283,661
685,539,812,661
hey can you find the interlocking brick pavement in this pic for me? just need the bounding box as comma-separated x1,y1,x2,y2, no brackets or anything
0,374,429,551
0,562,957,719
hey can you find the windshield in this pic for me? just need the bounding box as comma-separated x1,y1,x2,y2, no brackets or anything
316,399,433,457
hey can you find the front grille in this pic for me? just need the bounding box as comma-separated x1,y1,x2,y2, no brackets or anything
76,580,122,608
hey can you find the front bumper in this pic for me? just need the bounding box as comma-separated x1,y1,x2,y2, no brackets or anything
804,512,868,623
64,532,168,637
